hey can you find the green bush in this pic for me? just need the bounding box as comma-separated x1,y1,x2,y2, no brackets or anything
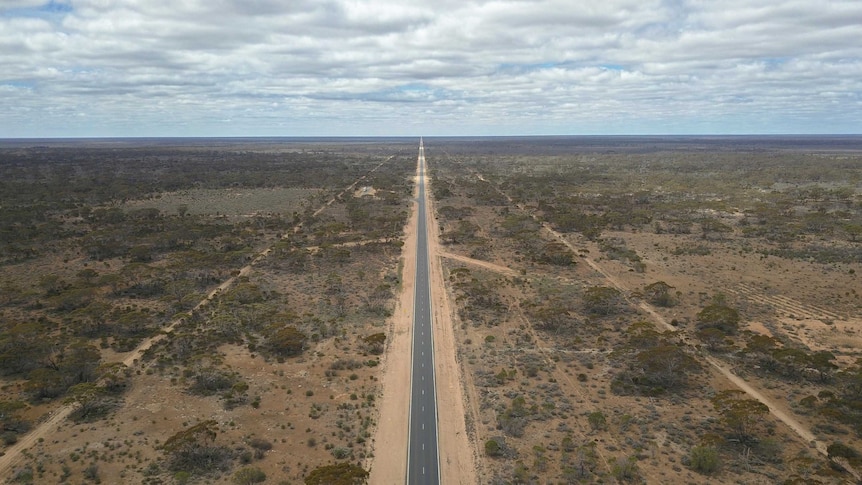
689,445,720,474
485,439,502,457
304,463,368,484
1,430,18,445
587,411,607,431
233,467,266,484
696,304,740,335
827,442,859,459
611,456,639,481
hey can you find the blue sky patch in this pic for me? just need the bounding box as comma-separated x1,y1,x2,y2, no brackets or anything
1,1,72,18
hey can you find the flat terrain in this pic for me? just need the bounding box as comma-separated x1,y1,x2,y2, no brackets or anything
2,136,862,484
424,136,862,484
0,139,416,484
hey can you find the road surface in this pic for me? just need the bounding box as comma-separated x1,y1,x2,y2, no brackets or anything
407,138,441,484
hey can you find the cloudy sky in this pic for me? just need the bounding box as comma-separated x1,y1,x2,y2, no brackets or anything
1,0,861,137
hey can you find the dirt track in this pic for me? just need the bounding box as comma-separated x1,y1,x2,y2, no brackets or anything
439,251,518,277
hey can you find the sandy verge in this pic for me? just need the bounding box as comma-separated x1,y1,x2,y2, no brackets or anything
426,169,480,484
369,146,478,484
367,162,419,483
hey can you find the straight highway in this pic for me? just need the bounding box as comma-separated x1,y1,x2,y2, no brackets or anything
407,138,440,484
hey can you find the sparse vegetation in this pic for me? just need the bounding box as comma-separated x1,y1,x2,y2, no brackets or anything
429,137,861,484
304,462,368,484
0,139,414,483
2,137,861,483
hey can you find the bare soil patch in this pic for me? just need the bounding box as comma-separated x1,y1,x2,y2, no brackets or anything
123,187,319,219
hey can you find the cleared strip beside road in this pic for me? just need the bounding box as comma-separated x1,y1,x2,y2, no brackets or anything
406,139,441,484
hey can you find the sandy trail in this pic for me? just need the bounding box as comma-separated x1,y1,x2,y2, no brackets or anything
304,238,395,254
705,357,826,452
0,157,394,479
438,251,518,277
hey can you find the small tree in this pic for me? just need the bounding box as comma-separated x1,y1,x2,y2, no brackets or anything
711,390,768,442
564,443,599,480
827,442,859,460
537,241,575,266
0,400,28,433
485,438,503,457
361,333,386,355
696,304,740,335
771,348,811,378
268,325,307,356
583,286,624,315
98,362,131,393
644,281,675,307
697,327,731,352
587,411,607,431
744,334,778,355
58,341,102,386
25,368,65,399
810,351,838,382
161,420,232,473
634,345,700,390
65,383,109,421
700,217,733,240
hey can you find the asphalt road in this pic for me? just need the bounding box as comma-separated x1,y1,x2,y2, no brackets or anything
407,138,441,484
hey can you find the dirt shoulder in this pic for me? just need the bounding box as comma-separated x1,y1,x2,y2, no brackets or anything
367,161,419,484
427,169,480,484
368,148,479,484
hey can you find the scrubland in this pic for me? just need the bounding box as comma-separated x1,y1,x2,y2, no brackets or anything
0,140,414,484
2,136,861,485
426,137,862,484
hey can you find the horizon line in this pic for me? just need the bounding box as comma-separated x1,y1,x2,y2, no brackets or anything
2,133,862,141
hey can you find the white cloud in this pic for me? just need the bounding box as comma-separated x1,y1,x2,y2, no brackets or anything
0,0,860,136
